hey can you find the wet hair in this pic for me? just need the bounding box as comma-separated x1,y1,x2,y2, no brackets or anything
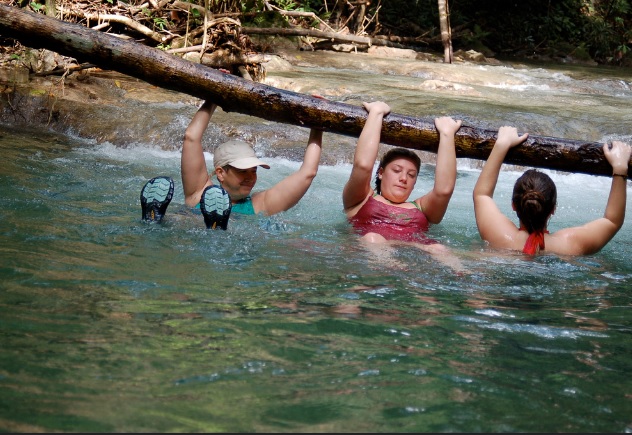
374,148,421,194
512,169,557,234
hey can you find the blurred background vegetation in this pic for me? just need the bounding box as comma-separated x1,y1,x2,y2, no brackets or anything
264,0,631,65
240,0,632,65
11,0,632,66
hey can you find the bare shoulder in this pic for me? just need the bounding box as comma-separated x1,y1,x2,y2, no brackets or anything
545,229,585,256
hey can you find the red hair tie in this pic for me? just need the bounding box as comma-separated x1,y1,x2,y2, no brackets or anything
523,230,548,255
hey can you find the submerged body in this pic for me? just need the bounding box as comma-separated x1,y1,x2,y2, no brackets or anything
349,195,435,244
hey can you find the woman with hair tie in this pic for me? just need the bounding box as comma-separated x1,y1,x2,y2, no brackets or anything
473,126,631,256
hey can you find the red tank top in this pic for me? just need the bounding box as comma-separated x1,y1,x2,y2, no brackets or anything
349,196,435,244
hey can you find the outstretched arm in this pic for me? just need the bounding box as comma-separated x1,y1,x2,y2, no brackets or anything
253,128,323,216
418,116,461,223
181,101,216,207
555,140,631,255
473,126,529,248
342,101,391,214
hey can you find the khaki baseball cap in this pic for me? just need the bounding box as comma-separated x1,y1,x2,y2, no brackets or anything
213,139,270,170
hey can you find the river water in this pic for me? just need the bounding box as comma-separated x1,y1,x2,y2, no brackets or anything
1,50,631,432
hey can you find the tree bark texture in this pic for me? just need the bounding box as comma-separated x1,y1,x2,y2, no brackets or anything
0,5,625,177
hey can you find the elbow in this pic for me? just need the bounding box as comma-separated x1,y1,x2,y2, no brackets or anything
304,172,318,184
433,174,456,198
605,210,625,231
611,218,624,233
183,129,197,145
472,188,480,201
434,185,455,199
355,161,375,174
301,166,319,181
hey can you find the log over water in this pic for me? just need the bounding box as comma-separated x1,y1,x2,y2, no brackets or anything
0,4,626,177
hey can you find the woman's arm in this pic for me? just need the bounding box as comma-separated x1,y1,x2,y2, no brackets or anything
342,101,391,214
554,140,631,255
253,129,323,216
473,126,529,248
418,116,461,223
181,101,216,207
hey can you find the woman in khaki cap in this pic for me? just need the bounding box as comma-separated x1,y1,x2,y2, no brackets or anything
141,100,323,230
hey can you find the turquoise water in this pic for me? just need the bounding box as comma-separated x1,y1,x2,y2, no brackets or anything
1,122,631,432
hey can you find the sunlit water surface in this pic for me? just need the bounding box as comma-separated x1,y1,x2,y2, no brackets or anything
1,55,632,432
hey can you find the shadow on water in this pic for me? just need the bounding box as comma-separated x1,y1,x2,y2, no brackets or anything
1,53,632,432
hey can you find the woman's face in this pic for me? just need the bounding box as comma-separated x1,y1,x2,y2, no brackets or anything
378,158,418,203
216,166,258,201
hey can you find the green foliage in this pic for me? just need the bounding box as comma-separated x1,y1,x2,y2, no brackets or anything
29,1,43,11
157,0,632,64
425,0,632,64
20,0,627,65
264,0,323,13
273,0,298,9
153,17,168,31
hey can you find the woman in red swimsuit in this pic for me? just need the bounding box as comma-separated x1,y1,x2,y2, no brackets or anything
342,101,464,270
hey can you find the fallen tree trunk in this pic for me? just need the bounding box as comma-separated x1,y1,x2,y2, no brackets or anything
0,4,625,177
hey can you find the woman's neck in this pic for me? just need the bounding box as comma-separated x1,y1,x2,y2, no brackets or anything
378,194,405,205
519,223,548,233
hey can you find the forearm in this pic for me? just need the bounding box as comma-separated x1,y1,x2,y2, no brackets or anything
181,102,216,204
301,129,323,177
182,103,216,164
603,175,627,227
602,141,630,227
473,146,508,198
262,130,323,214
354,112,384,168
433,133,457,195
183,103,216,144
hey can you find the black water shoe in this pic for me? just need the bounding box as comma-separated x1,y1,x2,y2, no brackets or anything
200,185,231,230
140,176,174,223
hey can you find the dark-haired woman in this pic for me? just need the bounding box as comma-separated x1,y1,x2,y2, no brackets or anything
342,101,464,270
473,126,631,256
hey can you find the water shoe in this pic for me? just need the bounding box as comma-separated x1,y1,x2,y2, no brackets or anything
140,176,174,222
200,185,231,230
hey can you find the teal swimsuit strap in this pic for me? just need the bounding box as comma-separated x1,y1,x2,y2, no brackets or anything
231,196,255,215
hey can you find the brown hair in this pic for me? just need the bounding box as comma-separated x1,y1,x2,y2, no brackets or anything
374,148,421,194
512,169,557,234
